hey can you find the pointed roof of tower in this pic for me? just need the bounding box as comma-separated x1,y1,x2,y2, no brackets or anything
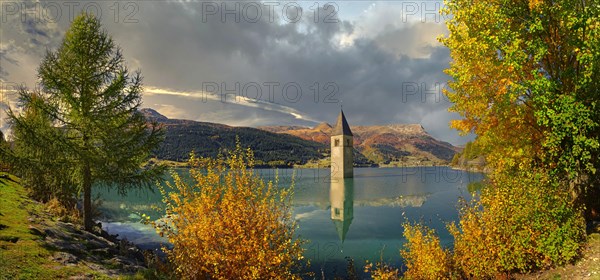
333,217,353,243
332,110,353,136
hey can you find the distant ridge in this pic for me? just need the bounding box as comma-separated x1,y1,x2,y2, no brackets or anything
314,122,333,131
259,122,459,165
139,108,168,122
140,108,459,167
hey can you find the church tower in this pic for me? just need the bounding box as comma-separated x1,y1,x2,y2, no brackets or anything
331,110,353,178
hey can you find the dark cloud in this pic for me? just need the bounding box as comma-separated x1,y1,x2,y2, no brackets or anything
24,18,49,38
0,46,20,66
0,1,471,145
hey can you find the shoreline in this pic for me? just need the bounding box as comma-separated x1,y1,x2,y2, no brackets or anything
0,174,158,279
154,159,468,170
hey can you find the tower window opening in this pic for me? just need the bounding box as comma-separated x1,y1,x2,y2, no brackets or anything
335,139,340,146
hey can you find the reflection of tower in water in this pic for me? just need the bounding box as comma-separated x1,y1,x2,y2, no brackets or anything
330,178,354,245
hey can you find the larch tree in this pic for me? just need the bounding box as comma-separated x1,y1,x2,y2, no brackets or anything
7,92,77,204
6,13,165,231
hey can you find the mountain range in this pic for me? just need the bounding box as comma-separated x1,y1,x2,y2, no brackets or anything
260,122,459,166
141,108,459,167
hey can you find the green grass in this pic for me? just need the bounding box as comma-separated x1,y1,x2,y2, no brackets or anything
0,173,110,279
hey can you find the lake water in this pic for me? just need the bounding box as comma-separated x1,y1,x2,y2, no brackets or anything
94,167,484,278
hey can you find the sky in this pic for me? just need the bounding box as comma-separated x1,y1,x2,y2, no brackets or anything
0,0,474,146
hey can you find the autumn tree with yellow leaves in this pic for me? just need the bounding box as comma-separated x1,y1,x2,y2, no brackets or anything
370,0,599,278
442,0,596,276
145,143,305,279
442,0,599,204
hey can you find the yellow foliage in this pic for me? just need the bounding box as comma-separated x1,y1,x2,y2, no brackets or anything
400,222,453,280
528,0,543,10
364,260,400,280
397,170,584,279
431,0,595,277
450,170,585,278
440,0,548,176
145,142,305,279
46,197,80,223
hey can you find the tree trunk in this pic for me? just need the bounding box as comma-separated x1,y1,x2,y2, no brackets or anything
82,162,93,231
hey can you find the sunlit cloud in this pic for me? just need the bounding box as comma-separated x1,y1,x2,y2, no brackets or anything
144,86,321,124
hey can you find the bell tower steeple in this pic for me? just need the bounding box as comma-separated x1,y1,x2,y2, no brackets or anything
331,109,353,178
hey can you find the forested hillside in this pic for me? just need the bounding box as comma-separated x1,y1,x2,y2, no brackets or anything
141,109,327,167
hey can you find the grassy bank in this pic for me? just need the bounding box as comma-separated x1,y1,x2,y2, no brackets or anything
0,173,159,280
0,174,109,279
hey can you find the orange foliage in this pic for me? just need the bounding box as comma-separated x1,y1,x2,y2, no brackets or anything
400,223,453,280
144,143,305,279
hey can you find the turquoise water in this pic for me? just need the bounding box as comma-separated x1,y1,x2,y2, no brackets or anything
94,167,484,277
